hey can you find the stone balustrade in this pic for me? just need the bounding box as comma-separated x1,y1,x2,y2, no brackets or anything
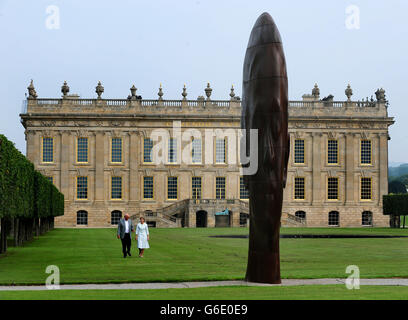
23,97,385,111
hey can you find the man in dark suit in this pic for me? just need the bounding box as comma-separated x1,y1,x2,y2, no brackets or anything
117,214,134,258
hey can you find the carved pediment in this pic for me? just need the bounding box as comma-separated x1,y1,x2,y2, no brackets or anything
76,168,88,176
327,170,337,177
360,132,368,140
40,121,56,127
74,129,89,137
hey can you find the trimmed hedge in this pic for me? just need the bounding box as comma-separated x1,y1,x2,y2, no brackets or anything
0,134,64,219
383,194,408,216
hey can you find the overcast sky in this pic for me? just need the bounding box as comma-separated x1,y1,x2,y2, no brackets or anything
0,0,407,163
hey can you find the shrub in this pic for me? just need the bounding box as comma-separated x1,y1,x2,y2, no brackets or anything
383,194,408,216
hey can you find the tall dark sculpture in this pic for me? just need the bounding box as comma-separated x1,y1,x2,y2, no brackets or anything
241,12,290,284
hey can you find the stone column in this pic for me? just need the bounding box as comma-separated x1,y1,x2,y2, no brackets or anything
188,208,196,228
207,209,215,228
231,203,240,227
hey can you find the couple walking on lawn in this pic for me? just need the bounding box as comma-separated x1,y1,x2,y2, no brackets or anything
117,214,150,258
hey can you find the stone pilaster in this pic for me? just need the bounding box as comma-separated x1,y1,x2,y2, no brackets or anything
378,133,388,206
94,132,105,201
345,133,355,204
312,132,322,204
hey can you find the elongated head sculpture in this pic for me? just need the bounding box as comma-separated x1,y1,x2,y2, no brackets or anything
241,12,290,284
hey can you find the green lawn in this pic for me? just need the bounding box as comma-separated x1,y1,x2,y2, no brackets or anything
0,227,407,285
1,285,408,300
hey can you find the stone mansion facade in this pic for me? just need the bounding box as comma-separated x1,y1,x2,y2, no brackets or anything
20,81,394,228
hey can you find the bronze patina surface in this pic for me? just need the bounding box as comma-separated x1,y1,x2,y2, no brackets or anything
241,12,290,284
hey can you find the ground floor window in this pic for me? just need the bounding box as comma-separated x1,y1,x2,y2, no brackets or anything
295,210,306,220
111,210,122,225
146,221,156,228
328,211,339,226
362,211,373,226
77,210,88,225
240,213,249,226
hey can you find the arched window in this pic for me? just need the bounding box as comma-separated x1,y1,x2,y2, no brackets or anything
328,211,339,226
295,211,306,220
77,210,88,225
362,211,373,226
111,210,122,225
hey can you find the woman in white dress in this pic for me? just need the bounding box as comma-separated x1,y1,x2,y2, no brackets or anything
135,217,150,257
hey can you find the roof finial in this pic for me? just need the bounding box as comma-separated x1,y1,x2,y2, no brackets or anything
230,85,235,99
205,82,212,101
182,84,187,100
158,83,164,100
95,81,104,99
345,83,353,102
312,83,320,100
375,88,386,102
27,79,38,99
61,81,69,97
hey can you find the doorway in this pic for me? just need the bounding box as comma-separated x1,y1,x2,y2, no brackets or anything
196,210,207,228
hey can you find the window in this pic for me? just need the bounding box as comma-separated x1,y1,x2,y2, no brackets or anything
111,138,122,163
143,176,154,199
240,213,249,226
362,211,373,226
147,221,156,228
143,138,153,163
328,211,339,226
295,211,306,220
111,210,122,225
76,176,88,199
294,177,305,200
360,140,372,165
46,176,53,184
192,138,202,163
361,177,372,200
327,177,339,200
192,177,202,200
42,137,54,163
145,210,154,217
240,177,249,200
77,137,88,163
111,176,122,199
327,139,338,164
77,210,88,225
294,139,304,164
167,177,178,200
215,138,226,164
216,177,226,200
168,138,177,163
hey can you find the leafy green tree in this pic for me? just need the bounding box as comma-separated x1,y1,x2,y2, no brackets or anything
389,180,408,194
0,134,64,253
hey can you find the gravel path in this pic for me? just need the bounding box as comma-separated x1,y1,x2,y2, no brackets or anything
1,278,407,291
